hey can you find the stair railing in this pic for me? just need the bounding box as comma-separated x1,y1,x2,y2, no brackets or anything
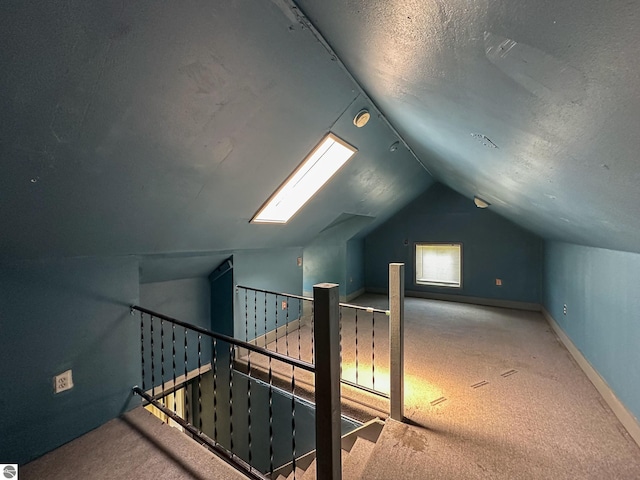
236,263,405,420
131,283,343,480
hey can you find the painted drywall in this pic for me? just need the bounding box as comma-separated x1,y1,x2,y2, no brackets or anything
139,277,212,389
140,278,210,326
211,258,235,338
296,0,640,254
346,239,365,297
544,242,640,421
303,243,345,297
232,248,303,340
303,215,373,299
1,1,431,262
0,257,139,465
364,183,543,303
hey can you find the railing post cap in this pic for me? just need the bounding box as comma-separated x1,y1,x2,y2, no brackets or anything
313,283,339,289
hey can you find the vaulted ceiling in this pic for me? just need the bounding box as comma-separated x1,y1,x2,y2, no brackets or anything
2,0,639,272
296,0,640,253
0,0,431,267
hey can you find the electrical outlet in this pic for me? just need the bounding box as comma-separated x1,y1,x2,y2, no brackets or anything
496,278,502,286
281,300,287,310
563,304,568,316
54,369,73,394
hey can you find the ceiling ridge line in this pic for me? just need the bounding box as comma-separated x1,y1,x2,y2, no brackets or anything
282,0,434,177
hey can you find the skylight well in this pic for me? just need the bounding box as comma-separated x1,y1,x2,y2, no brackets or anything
251,133,357,224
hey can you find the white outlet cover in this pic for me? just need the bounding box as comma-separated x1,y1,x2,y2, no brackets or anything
54,369,74,394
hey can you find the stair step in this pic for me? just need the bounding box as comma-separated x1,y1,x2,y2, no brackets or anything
343,437,376,480
301,459,317,480
285,466,305,480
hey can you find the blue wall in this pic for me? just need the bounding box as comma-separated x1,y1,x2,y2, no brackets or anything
140,278,210,326
303,243,345,297
346,239,365,297
303,215,373,300
544,242,640,421
211,259,235,337
364,183,543,303
0,257,140,465
233,248,304,340
139,277,213,388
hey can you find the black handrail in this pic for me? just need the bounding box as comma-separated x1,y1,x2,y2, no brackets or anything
236,285,390,314
236,284,312,302
130,305,315,373
134,386,270,480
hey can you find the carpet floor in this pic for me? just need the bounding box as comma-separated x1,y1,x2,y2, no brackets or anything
23,294,640,479
20,407,248,480
353,294,640,479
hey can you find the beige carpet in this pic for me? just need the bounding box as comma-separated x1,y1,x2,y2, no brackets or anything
355,294,640,479
24,294,640,479
21,407,248,480
248,293,640,478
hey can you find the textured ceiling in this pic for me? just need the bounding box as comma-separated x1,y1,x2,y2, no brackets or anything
0,0,432,264
3,0,638,277
296,0,640,253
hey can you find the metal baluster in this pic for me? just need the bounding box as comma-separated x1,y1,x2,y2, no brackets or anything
151,316,155,397
246,289,253,467
245,288,249,346
275,294,279,353
285,297,290,357
339,307,343,379
212,337,218,443
229,343,234,455
355,309,359,385
372,311,376,391
297,300,302,361
269,354,274,475
291,365,297,480
198,334,202,433
160,319,165,407
254,291,258,350
264,292,268,349
172,324,176,415
184,328,189,424
140,312,145,391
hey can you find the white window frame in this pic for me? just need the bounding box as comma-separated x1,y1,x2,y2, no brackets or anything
414,243,463,288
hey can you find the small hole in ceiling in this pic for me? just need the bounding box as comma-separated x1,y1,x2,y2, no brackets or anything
471,133,498,149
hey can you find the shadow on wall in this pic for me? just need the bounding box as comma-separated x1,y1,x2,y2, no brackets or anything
303,214,373,300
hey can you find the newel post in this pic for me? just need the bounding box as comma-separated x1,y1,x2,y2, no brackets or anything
313,283,342,480
389,263,405,421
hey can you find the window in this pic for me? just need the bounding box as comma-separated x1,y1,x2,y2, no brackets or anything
251,133,357,224
415,243,462,288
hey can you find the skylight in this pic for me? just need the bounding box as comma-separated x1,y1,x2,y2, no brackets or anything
251,133,357,224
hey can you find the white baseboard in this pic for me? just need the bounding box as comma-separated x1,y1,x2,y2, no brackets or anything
542,307,640,448
366,287,540,312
